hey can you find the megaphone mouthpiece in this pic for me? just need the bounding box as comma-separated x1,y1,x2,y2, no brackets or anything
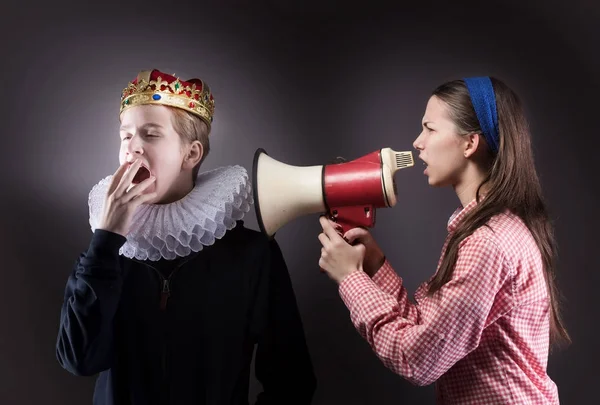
380,148,415,174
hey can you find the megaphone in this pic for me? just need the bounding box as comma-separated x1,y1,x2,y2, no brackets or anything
252,147,415,238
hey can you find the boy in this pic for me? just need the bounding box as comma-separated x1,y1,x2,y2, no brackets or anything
56,69,316,404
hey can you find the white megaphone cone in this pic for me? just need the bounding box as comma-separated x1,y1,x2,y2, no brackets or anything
252,148,326,238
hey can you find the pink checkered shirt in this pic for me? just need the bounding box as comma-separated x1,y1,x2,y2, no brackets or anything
339,198,559,404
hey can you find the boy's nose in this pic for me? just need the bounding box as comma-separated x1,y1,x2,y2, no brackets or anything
126,136,144,156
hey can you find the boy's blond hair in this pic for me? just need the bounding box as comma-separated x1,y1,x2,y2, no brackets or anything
169,107,210,180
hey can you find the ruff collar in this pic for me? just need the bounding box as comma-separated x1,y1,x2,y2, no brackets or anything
88,165,253,261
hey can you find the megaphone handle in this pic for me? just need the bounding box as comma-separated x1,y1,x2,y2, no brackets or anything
329,205,376,235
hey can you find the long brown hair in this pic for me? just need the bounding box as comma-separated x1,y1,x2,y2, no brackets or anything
427,77,570,346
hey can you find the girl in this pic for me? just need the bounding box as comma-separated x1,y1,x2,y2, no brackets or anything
56,69,316,405
317,76,569,404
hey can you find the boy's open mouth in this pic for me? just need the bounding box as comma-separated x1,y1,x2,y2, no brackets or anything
130,163,151,184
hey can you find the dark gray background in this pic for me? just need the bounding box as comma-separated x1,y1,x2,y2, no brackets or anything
1,0,598,403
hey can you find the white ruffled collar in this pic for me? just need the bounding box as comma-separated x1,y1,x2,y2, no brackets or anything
88,165,253,261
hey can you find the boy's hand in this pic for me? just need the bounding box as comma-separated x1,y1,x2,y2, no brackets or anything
98,159,156,237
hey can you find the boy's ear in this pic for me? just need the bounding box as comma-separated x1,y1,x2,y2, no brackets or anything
184,141,203,168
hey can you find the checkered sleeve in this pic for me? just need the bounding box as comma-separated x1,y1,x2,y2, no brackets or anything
371,259,420,322
338,236,509,386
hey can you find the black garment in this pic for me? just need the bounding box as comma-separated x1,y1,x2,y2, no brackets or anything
56,221,316,405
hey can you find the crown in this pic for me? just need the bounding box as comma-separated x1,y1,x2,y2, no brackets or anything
120,69,215,128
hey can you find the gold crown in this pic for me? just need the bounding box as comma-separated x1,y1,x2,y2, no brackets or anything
120,70,215,128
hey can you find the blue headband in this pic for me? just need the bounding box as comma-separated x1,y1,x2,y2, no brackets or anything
463,77,499,155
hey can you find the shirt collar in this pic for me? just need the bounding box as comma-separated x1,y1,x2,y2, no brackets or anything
447,197,480,233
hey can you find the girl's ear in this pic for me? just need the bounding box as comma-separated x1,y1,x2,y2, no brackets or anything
463,133,482,158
